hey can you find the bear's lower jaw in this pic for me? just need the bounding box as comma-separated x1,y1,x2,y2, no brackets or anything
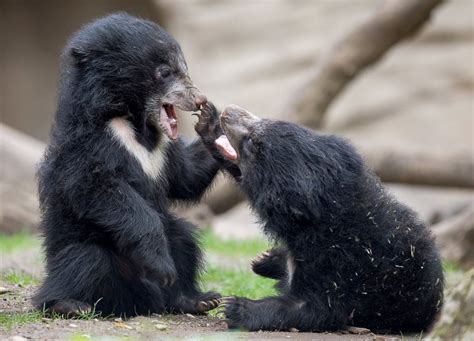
159,104,178,140
215,134,238,160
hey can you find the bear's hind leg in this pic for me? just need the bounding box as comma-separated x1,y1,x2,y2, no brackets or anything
165,218,221,314
34,243,165,317
34,243,115,317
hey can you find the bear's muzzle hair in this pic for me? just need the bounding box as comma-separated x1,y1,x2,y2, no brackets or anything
161,76,207,112
219,104,261,151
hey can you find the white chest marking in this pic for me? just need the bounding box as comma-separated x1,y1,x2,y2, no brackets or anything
108,117,169,180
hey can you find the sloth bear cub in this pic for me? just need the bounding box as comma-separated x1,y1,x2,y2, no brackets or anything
211,105,444,333
33,13,222,317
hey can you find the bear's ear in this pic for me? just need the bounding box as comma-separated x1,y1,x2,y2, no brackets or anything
70,47,89,66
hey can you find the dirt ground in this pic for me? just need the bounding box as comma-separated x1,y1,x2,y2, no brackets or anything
0,283,409,341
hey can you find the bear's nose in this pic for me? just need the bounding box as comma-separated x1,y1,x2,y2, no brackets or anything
195,94,207,108
221,107,233,119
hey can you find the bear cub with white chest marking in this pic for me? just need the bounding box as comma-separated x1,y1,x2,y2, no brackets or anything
34,13,222,317
201,105,444,333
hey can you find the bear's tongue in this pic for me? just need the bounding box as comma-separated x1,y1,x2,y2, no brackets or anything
160,104,178,140
215,135,238,160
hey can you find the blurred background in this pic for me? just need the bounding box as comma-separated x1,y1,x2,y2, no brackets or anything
0,0,473,338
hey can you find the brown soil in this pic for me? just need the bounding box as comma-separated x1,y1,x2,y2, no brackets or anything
0,284,403,341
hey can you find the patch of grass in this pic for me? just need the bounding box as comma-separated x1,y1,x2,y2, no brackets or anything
0,311,43,330
1,271,39,286
443,260,462,273
75,298,105,320
200,228,278,310
202,265,277,299
0,232,41,253
70,335,133,341
0,302,105,331
200,228,270,258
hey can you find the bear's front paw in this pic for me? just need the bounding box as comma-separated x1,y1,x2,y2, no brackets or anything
194,102,223,145
47,299,92,318
172,291,221,314
195,291,222,313
221,296,254,330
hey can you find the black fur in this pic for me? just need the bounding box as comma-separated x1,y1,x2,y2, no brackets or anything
33,13,221,317
205,105,444,333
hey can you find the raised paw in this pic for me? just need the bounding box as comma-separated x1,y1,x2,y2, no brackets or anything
194,102,223,144
47,299,92,318
251,248,288,280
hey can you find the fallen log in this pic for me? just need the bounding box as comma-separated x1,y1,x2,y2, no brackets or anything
432,203,474,270
0,124,44,233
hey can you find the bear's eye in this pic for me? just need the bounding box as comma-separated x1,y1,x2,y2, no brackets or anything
242,137,256,154
156,66,171,79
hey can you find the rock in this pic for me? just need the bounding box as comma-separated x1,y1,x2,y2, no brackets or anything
429,269,474,340
155,323,168,331
173,202,214,228
0,124,44,233
345,326,372,334
386,184,473,225
432,204,474,269
211,202,262,240
0,287,11,294
204,174,245,214
8,337,27,341
113,322,132,330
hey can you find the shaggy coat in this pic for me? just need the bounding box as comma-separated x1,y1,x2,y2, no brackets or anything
34,13,221,317
208,105,444,333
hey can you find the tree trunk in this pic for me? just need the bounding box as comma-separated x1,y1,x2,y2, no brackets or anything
289,0,444,129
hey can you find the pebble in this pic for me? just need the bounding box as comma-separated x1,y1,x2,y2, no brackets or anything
8,337,27,341
114,322,133,330
185,313,196,319
114,317,123,322
155,323,168,331
68,323,78,328
346,326,371,334
289,327,299,332
0,287,11,294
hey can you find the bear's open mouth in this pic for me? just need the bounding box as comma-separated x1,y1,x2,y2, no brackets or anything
215,134,238,161
159,104,178,140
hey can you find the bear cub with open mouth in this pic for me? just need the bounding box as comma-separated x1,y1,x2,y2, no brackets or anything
198,104,444,333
